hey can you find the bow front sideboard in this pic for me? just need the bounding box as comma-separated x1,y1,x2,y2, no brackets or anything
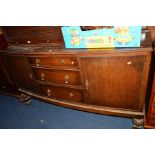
0,27,153,128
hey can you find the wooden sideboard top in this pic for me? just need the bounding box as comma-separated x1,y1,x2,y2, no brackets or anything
0,46,152,55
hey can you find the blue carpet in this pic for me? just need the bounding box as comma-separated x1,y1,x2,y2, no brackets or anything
0,94,133,129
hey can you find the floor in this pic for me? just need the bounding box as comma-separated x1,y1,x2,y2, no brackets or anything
0,94,133,129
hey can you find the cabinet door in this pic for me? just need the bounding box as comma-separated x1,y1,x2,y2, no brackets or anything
81,55,146,111
3,55,40,93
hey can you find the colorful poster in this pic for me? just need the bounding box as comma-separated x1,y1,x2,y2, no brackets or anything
61,26,142,48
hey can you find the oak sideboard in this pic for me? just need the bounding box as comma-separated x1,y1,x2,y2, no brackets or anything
0,26,153,128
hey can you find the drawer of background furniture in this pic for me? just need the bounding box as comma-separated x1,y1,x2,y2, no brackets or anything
40,84,83,102
32,68,82,86
28,56,78,67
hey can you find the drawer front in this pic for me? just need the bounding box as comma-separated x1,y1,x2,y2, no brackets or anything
33,68,81,86
41,84,83,102
28,56,78,67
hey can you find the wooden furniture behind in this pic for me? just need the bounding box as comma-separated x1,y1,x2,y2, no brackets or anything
0,34,18,96
0,26,153,128
145,45,155,128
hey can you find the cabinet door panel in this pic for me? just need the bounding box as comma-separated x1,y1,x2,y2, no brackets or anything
81,55,146,110
4,55,40,93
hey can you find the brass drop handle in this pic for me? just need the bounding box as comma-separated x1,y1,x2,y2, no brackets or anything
41,72,45,80
47,89,52,97
36,59,40,66
69,92,74,97
61,59,65,65
85,79,89,90
64,75,69,84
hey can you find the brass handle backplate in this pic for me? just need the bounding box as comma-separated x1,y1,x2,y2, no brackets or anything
69,92,74,97
29,73,33,79
64,75,69,84
36,59,40,66
47,89,52,96
85,79,89,90
61,59,65,65
41,72,45,80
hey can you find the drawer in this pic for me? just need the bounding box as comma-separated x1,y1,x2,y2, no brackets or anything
41,84,83,102
28,56,78,67
32,68,81,86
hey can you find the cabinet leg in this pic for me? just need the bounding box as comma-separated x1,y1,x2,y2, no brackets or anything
19,93,31,105
132,118,144,129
